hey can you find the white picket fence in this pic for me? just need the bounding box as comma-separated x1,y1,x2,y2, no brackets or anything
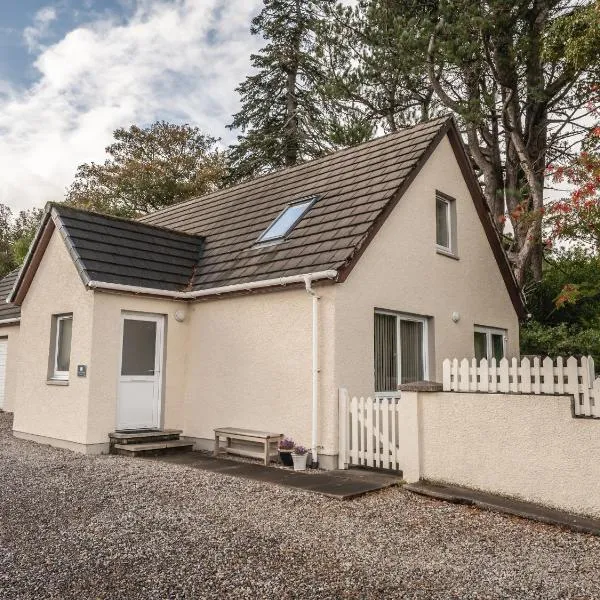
338,388,403,470
443,355,600,417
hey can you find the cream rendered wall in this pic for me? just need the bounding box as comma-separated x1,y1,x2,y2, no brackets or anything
418,391,600,518
12,230,95,445
184,285,336,455
88,292,189,445
0,324,20,413
334,135,520,398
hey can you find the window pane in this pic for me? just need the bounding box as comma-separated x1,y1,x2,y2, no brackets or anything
492,334,505,360
56,318,72,373
436,197,450,248
374,314,397,392
121,319,157,376
260,200,312,241
474,332,487,361
400,319,424,384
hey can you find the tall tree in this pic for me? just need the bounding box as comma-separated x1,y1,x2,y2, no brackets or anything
425,0,599,287
227,0,354,181
325,0,441,132
330,0,599,288
65,121,226,218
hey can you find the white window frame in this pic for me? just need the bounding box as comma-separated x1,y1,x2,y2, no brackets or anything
52,314,73,381
374,310,429,396
474,325,507,361
435,191,457,257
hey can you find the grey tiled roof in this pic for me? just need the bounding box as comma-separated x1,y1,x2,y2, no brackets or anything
140,116,452,290
0,269,21,323
53,205,205,291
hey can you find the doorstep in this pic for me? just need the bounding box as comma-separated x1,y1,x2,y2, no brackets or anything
405,481,600,536
144,452,403,499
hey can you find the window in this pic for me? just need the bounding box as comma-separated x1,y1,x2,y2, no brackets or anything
374,311,428,393
50,314,73,380
257,196,317,243
435,191,457,255
474,326,506,362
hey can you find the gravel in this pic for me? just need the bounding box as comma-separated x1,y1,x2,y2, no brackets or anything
1,412,599,600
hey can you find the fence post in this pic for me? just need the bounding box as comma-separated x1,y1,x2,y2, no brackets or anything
338,388,349,469
396,391,420,483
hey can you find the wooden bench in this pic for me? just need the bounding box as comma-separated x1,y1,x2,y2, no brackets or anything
214,427,283,466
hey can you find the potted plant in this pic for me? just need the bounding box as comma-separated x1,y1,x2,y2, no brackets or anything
278,438,295,467
292,445,308,471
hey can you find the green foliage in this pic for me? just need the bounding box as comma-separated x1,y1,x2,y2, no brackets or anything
0,205,43,278
65,121,226,218
324,0,440,131
227,0,366,182
521,321,600,363
522,250,600,361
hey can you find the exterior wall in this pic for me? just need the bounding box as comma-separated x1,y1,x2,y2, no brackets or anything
88,292,189,445
414,391,600,518
334,135,520,398
0,323,20,412
184,285,336,457
12,230,95,445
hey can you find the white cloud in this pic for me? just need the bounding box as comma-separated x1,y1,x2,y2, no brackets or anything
1,0,263,213
23,6,59,52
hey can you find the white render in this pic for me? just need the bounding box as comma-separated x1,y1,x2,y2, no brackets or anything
412,390,600,518
9,131,521,465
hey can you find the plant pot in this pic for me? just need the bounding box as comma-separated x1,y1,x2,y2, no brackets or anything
292,453,308,471
279,450,294,467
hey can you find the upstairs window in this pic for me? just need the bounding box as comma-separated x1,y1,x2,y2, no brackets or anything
435,191,457,256
257,196,317,244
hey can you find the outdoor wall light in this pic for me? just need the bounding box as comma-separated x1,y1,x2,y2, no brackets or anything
174,309,186,323
451,312,460,323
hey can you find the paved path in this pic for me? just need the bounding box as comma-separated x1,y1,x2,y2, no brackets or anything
406,481,600,536
146,452,402,499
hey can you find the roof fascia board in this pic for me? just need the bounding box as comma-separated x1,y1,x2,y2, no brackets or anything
8,208,55,305
337,117,525,319
51,208,91,287
337,118,452,284
445,124,526,318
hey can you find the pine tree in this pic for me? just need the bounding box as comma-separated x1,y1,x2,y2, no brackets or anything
227,0,350,182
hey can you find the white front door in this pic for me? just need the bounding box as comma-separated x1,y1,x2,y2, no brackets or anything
117,313,164,430
0,338,7,410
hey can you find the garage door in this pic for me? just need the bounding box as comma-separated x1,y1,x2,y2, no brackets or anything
0,339,7,410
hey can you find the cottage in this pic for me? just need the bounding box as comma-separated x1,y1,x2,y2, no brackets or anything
2,116,523,468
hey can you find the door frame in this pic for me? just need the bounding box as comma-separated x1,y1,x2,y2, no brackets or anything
116,311,165,430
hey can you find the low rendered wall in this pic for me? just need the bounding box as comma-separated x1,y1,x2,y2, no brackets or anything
404,391,600,518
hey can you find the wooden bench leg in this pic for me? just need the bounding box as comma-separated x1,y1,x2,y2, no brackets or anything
264,439,269,466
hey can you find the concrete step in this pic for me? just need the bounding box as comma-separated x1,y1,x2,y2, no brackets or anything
111,440,194,457
109,430,183,445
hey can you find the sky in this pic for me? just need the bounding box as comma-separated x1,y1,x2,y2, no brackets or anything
0,0,264,214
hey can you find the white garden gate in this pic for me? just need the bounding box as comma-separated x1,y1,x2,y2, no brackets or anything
338,389,404,470
442,355,600,418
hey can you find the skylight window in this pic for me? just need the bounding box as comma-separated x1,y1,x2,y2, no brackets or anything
257,196,317,243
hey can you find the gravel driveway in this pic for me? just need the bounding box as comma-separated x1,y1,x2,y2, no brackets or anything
1,413,599,599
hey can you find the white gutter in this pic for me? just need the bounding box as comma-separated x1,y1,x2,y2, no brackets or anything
86,270,338,299
0,318,20,326
303,275,321,468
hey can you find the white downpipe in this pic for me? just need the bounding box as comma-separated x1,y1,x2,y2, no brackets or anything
86,270,337,300
304,275,320,467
